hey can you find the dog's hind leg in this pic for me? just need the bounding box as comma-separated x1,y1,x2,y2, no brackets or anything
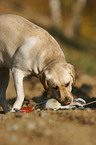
0,67,10,113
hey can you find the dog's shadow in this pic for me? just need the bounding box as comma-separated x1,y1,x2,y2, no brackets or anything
72,84,96,108
32,84,96,108
0,84,95,114
32,85,96,109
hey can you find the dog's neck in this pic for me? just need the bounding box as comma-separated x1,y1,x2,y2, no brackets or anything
38,57,66,90
38,60,56,90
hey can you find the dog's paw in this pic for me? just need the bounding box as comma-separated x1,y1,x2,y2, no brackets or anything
11,108,20,112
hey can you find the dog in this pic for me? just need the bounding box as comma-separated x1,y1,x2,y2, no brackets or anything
0,14,75,113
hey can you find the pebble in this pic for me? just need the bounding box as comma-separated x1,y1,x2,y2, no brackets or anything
48,119,54,124
39,120,46,127
3,116,8,120
85,108,92,112
7,125,19,131
89,117,95,124
11,135,18,141
53,117,58,121
27,122,37,130
35,109,41,113
57,110,63,114
15,113,23,118
43,129,52,136
39,112,48,117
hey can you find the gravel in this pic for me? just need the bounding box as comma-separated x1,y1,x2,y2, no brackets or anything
27,122,37,130
3,116,8,120
7,124,19,131
43,129,52,136
10,134,18,141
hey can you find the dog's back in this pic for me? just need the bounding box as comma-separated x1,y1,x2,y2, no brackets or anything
0,14,44,54
0,14,64,68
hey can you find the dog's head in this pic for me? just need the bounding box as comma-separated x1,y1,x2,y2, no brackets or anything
41,63,75,105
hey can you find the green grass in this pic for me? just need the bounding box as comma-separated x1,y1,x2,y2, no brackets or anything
60,43,96,76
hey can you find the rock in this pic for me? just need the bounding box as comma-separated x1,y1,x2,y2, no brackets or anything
15,113,23,118
39,120,46,127
89,117,95,124
43,129,52,136
3,116,8,120
85,108,92,112
10,135,18,141
27,122,37,130
7,125,19,131
53,117,58,121
39,112,48,117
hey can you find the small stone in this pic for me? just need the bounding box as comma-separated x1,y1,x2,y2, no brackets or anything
43,129,52,136
48,119,54,124
11,135,18,141
69,115,73,120
35,109,41,113
85,108,92,112
39,120,46,127
57,110,63,114
3,116,8,120
15,113,23,118
27,123,37,130
39,112,48,117
89,117,95,124
7,125,19,131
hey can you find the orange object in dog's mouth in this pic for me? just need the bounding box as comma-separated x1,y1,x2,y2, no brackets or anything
20,107,34,113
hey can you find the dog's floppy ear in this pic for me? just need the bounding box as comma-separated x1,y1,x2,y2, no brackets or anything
67,63,76,85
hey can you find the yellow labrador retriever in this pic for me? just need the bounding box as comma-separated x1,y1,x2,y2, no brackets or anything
0,14,75,113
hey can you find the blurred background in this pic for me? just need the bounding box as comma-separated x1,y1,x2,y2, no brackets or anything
0,0,96,76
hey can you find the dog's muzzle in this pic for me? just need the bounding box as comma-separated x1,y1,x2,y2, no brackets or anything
51,89,73,105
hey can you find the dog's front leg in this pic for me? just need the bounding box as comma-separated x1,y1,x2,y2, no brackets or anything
11,67,25,112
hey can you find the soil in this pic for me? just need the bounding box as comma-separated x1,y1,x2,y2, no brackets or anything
0,72,96,145
0,1,96,145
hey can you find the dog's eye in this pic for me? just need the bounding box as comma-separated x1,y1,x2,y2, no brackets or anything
52,85,58,90
55,86,59,90
53,86,59,91
65,82,70,87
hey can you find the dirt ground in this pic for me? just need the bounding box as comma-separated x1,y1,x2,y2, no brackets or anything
0,72,96,145
0,0,96,145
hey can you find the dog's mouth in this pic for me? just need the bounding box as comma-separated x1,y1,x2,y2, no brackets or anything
61,99,71,105
51,89,71,106
58,98,71,106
